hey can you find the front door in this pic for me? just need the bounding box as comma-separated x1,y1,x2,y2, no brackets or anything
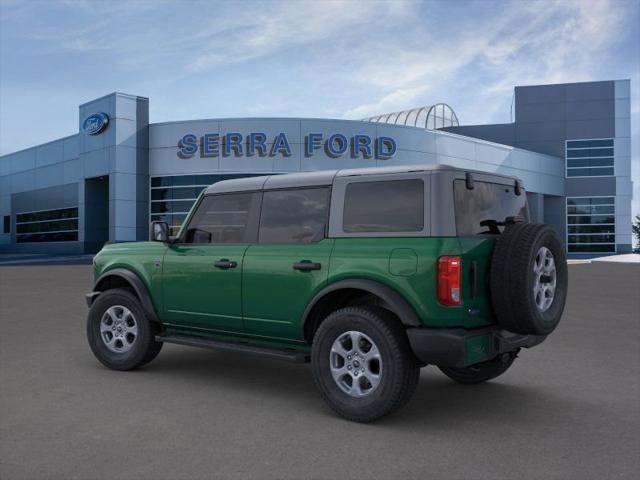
162,191,261,333
242,187,332,340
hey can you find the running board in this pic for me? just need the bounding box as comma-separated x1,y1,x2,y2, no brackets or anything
156,334,310,363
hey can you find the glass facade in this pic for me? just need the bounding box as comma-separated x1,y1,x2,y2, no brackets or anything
363,103,459,130
566,139,614,177
150,174,261,235
566,197,616,253
15,207,79,243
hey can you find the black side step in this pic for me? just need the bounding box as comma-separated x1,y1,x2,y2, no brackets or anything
156,334,310,363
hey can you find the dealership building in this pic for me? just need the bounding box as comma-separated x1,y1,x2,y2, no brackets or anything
0,79,633,257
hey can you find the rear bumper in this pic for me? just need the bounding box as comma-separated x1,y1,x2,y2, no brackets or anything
406,326,546,368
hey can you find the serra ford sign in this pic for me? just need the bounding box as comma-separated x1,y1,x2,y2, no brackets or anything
177,132,397,159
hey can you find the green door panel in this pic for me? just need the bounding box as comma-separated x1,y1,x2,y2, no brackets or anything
329,237,495,329
162,244,248,332
242,239,335,340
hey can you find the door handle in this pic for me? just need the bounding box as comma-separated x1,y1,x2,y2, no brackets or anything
293,261,321,272
214,259,237,269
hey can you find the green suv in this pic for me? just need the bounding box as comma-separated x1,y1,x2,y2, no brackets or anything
86,165,567,422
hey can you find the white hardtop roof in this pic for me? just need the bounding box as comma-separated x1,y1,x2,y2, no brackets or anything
204,164,520,194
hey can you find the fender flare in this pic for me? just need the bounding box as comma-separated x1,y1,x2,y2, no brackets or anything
301,278,422,337
90,268,160,323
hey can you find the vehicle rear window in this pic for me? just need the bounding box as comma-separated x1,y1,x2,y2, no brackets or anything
454,180,528,235
259,188,330,244
343,179,424,233
183,192,259,244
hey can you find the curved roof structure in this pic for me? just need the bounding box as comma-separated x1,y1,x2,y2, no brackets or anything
363,103,459,130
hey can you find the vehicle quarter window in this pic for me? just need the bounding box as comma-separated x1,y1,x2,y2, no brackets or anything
343,179,424,233
184,192,259,244
259,188,330,244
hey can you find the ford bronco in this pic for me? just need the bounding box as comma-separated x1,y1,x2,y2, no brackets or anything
86,165,567,422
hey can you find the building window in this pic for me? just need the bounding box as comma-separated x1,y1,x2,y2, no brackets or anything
150,174,260,236
566,197,615,254
3,215,9,234
566,139,614,177
15,207,79,243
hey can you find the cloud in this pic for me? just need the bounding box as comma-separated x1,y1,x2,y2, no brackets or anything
1,0,637,222
345,0,625,116
340,0,630,119
188,1,412,71
343,85,430,119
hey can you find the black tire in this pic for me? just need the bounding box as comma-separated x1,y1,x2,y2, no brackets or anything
87,288,163,371
439,352,517,385
311,306,420,422
490,223,568,335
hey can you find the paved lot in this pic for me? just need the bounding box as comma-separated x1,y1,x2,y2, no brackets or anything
1,263,639,480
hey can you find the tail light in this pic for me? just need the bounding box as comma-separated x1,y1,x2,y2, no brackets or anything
437,256,461,306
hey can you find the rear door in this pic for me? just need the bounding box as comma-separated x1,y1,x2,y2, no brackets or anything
242,187,333,340
453,178,529,323
162,192,261,332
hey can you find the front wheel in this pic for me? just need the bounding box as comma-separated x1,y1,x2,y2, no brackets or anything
87,288,163,371
311,306,420,422
438,352,517,385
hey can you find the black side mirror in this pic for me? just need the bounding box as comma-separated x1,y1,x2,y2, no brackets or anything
150,221,169,243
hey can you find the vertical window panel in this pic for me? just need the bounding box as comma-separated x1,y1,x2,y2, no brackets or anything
566,197,616,254
566,139,614,177
15,207,79,243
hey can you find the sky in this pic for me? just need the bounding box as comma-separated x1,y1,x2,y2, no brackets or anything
1,0,639,214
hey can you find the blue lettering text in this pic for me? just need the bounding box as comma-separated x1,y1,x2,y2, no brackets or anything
270,133,292,156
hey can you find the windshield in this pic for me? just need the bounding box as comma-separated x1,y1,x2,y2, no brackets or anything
454,179,528,235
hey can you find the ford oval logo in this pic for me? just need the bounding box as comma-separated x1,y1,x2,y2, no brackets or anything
82,112,109,135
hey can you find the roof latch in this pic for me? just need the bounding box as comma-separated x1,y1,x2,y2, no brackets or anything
465,172,475,190
514,179,523,196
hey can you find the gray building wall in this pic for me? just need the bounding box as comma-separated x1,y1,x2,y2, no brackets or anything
78,93,149,245
0,135,81,253
149,119,564,195
0,92,149,253
445,79,633,255
0,81,632,256
8,183,81,254
441,123,515,148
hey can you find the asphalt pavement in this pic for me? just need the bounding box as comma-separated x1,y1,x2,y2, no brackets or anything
0,262,638,479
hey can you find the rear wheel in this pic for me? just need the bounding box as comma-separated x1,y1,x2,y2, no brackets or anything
311,306,419,422
87,288,163,371
439,352,517,385
490,223,568,335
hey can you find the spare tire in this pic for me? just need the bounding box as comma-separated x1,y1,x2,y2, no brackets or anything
490,223,568,335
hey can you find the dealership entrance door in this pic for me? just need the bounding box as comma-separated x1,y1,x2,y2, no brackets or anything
84,176,109,253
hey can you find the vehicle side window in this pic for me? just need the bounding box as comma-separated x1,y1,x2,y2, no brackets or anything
183,192,259,244
259,188,330,244
343,179,424,233
453,180,529,235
